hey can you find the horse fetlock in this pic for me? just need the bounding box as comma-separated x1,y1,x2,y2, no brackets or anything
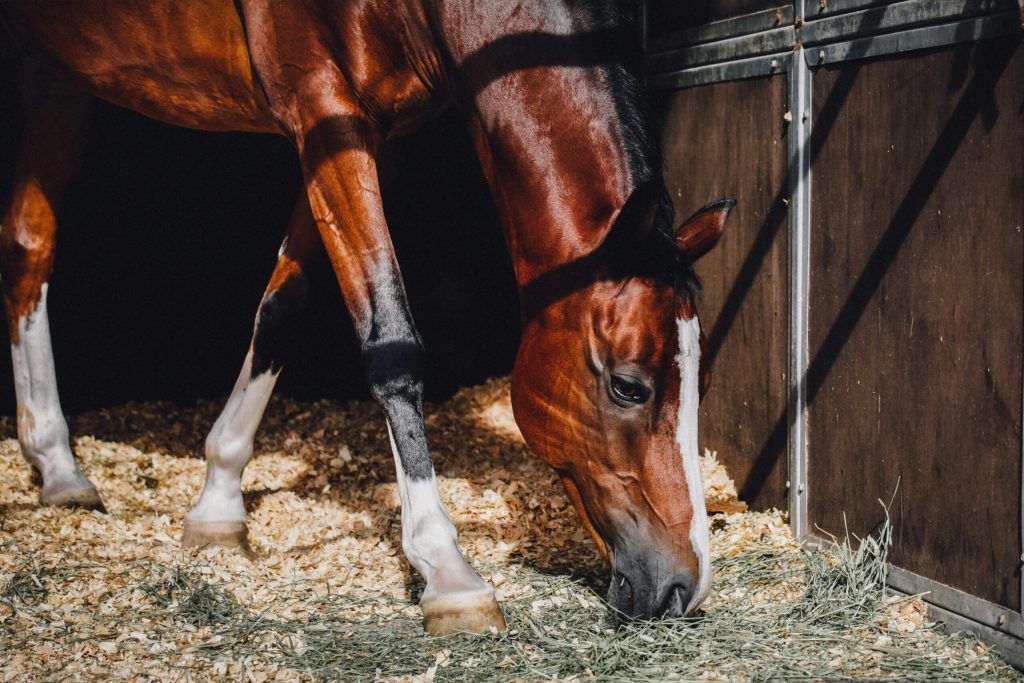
17,402,70,456
403,513,460,572
204,434,253,473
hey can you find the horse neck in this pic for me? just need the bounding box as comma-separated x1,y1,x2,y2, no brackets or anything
434,0,651,289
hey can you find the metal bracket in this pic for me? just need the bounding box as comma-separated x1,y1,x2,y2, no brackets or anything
888,565,1024,640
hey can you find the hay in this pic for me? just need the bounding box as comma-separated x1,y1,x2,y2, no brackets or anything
0,377,1018,681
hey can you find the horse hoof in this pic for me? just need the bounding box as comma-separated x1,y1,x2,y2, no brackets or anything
421,590,507,636
41,485,106,512
182,519,254,555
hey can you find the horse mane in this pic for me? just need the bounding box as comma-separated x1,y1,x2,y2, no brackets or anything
585,1,702,302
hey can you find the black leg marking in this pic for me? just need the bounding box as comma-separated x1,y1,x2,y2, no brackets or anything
362,274,434,481
251,275,308,377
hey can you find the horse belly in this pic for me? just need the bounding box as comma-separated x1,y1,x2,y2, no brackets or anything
5,1,278,133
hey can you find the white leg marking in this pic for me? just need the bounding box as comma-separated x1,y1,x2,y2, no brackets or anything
676,315,712,613
186,350,278,523
386,421,489,601
10,284,94,494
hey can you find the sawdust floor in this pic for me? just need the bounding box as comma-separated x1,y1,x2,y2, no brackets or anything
0,378,1016,681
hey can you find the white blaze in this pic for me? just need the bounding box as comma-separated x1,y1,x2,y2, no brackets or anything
676,315,712,613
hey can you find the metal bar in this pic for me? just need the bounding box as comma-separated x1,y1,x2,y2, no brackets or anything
925,602,1024,671
888,565,1024,640
806,10,1022,65
647,52,791,91
647,6,793,53
644,0,1019,82
806,531,1024,641
646,26,795,73
801,0,1018,46
786,47,812,542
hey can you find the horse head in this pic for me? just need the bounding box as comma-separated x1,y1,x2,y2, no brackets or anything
512,188,734,620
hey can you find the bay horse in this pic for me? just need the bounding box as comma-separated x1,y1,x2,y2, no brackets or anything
0,0,733,634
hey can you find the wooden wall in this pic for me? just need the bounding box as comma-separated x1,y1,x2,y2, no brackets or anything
660,75,791,512
806,38,1024,610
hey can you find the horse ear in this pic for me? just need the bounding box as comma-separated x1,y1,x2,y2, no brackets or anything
676,198,735,261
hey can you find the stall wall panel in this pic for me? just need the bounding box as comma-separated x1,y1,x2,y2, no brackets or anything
661,75,790,511
646,1,786,38
807,38,1023,610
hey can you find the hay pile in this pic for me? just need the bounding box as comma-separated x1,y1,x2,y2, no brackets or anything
0,377,1018,681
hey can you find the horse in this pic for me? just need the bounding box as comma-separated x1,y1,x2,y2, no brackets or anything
0,0,733,635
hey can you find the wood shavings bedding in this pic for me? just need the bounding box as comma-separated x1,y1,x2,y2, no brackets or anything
0,378,1018,681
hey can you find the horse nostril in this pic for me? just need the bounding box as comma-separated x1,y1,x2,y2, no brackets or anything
661,582,693,618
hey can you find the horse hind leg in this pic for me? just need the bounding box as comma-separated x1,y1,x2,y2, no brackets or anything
0,74,103,511
182,197,318,552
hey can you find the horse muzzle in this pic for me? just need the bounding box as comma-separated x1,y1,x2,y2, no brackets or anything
608,551,699,621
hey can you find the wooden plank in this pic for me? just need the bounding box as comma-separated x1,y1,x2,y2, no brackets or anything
807,38,1023,610
646,1,787,39
660,75,790,512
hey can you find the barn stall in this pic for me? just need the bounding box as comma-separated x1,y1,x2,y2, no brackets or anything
651,0,1024,667
0,0,1021,680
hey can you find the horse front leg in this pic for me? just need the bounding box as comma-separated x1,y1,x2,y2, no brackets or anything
0,74,102,510
292,113,505,637
183,197,318,550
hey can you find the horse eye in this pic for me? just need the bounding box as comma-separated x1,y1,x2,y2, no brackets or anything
609,375,652,406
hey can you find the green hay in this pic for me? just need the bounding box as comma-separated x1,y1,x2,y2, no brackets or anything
2,513,1018,681
136,564,244,629
1,557,52,608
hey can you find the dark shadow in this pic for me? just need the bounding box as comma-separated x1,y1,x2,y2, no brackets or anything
703,62,866,369
703,194,787,369
701,0,893,369
738,42,1017,503
458,28,631,95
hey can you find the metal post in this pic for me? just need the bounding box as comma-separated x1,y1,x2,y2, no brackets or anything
787,47,812,540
